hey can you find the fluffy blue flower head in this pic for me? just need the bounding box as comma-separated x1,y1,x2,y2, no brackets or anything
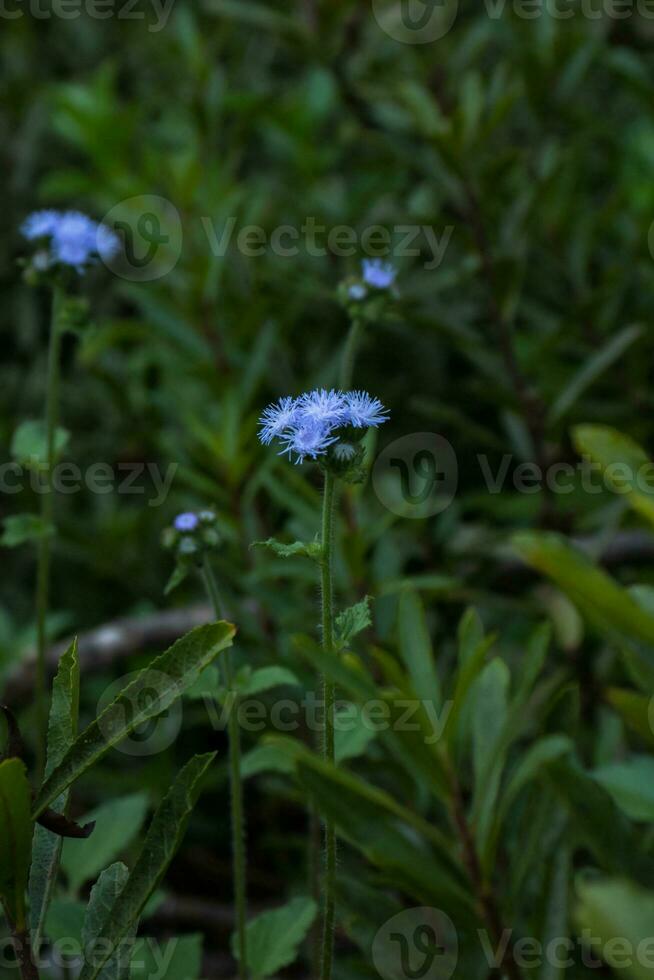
258,396,299,446
21,209,120,273
348,283,367,301
174,512,199,532
344,391,390,428
362,258,396,290
258,388,389,464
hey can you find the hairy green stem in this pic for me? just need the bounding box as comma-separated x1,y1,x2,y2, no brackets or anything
319,470,337,980
35,285,64,773
340,316,363,390
201,557,248,980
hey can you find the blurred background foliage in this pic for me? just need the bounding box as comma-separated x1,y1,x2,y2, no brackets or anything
3,1,654,978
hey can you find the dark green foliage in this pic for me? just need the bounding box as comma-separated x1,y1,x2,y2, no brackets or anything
3,4,654,979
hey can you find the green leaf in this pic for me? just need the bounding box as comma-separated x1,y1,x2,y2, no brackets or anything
547,759,654,884
184,666,221,701
233,897,317,979
540,845,571,980
0,758,33,926
334,597,372,652
575,877,654,980
241,743,296,779
573,424,654,527
606,688,654,748
252,537,322,561
234,666,300,696
443,609,495,745
512,532,654,656
30,639,80,947
130,935,203,980
34,622,235,817
486,735,573,866
1,514,54,548
397,589,441,706
11,419,70,468
46,898,85,943
83,863,134,980
61,793,150,894
591,756,654,821
78,753,215,980
471,659,509,848
550,325,642,423
280,740,474,918
335,702,377,764
164,562,191,596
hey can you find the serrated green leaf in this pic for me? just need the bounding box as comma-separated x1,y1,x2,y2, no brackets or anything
83,863,134,980
11,420,70,469
30,639,80,947
252,537,322,561
79,753,215,980
34,622,235,817
1,514,54,548
0,758,33,927
61,793,150,894
233,897,317,979
334,597,372,653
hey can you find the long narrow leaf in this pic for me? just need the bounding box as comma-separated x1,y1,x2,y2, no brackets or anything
34,622,234,816
29,639,80,948
0,758,33,927
79,752,215,980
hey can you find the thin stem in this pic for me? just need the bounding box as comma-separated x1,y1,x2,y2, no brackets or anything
340,315,363,390
201,557,248,980
35,285,64,773
319,470,337,980
12,928,39,980
446,765,523,980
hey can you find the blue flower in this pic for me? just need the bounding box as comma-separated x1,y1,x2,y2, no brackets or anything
279,420,338,464
21,209,120,272
258,396,300,445
348,283,367,301
362,258,396,290
297,389,347,428
174,512,199,532
343,391,390,428
22,210,60,240
258,388,390,465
